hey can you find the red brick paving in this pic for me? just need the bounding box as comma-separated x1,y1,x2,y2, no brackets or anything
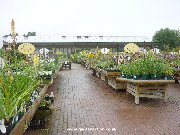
25,64,180,135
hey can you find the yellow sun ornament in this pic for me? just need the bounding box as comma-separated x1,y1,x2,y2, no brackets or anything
124,43,139,54
18,43,35,54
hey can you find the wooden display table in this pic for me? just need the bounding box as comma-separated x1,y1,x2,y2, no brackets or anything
113,77,128,90
104,70,124,89
62,61,71,69
108,77,126,89
100,70,122,88
106,70,121,78
125,79,175,104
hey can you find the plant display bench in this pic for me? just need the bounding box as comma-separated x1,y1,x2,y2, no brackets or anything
126,79,175,104
62,61,71,69
112,77,127,90
108,77,126,90
104,71,122,89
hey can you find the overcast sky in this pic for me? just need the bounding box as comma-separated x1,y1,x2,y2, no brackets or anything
0,0,180,40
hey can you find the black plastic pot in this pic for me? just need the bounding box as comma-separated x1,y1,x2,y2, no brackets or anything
126,74,133,79
141,75,149,80
165,75,174,80
133,75,141,80
121,74,126,78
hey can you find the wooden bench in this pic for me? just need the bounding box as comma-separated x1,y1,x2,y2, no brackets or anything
116,78,175,104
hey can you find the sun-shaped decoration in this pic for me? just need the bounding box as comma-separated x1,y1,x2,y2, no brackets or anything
124,43,139,54
18,43,35,54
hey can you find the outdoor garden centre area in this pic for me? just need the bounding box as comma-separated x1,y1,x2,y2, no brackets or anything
0,41,179,135
0,21,180,135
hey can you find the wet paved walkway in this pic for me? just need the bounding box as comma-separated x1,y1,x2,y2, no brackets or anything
46,64,180,135
25,63,180,135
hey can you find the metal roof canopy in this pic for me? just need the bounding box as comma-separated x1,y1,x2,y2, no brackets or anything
14,41,154,48
3,35,155,48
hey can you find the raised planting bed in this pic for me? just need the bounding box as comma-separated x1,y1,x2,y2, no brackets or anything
108,77,126,90
105,70,121,78
125,79,175,104
8,67,60,135
99,70,122,89
9,85,49,135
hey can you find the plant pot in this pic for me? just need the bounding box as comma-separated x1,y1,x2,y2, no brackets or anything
133,75,141,80
141,75,149,80
126,74,132,79
3,118,14,134
0,119,6,134
121,74,126,78
165,75,173,80
6,124,14,135
149,74,155,80
4,118,13,127
155,74,161,80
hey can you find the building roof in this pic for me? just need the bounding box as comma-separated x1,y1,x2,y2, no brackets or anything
3,35,151,43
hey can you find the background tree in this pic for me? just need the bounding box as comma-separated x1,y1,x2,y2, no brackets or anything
152,28,180,50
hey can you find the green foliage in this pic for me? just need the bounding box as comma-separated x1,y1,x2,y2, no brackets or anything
0,48,5,57
70,51,88,63
95,60,116,70
40,60,56,72
55,51,68,64
172,58,180,67
152,28,180,50
120,52,174,77
0,66,40,121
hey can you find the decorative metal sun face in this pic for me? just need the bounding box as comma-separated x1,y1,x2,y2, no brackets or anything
124,43,139,54
18,43,35,54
